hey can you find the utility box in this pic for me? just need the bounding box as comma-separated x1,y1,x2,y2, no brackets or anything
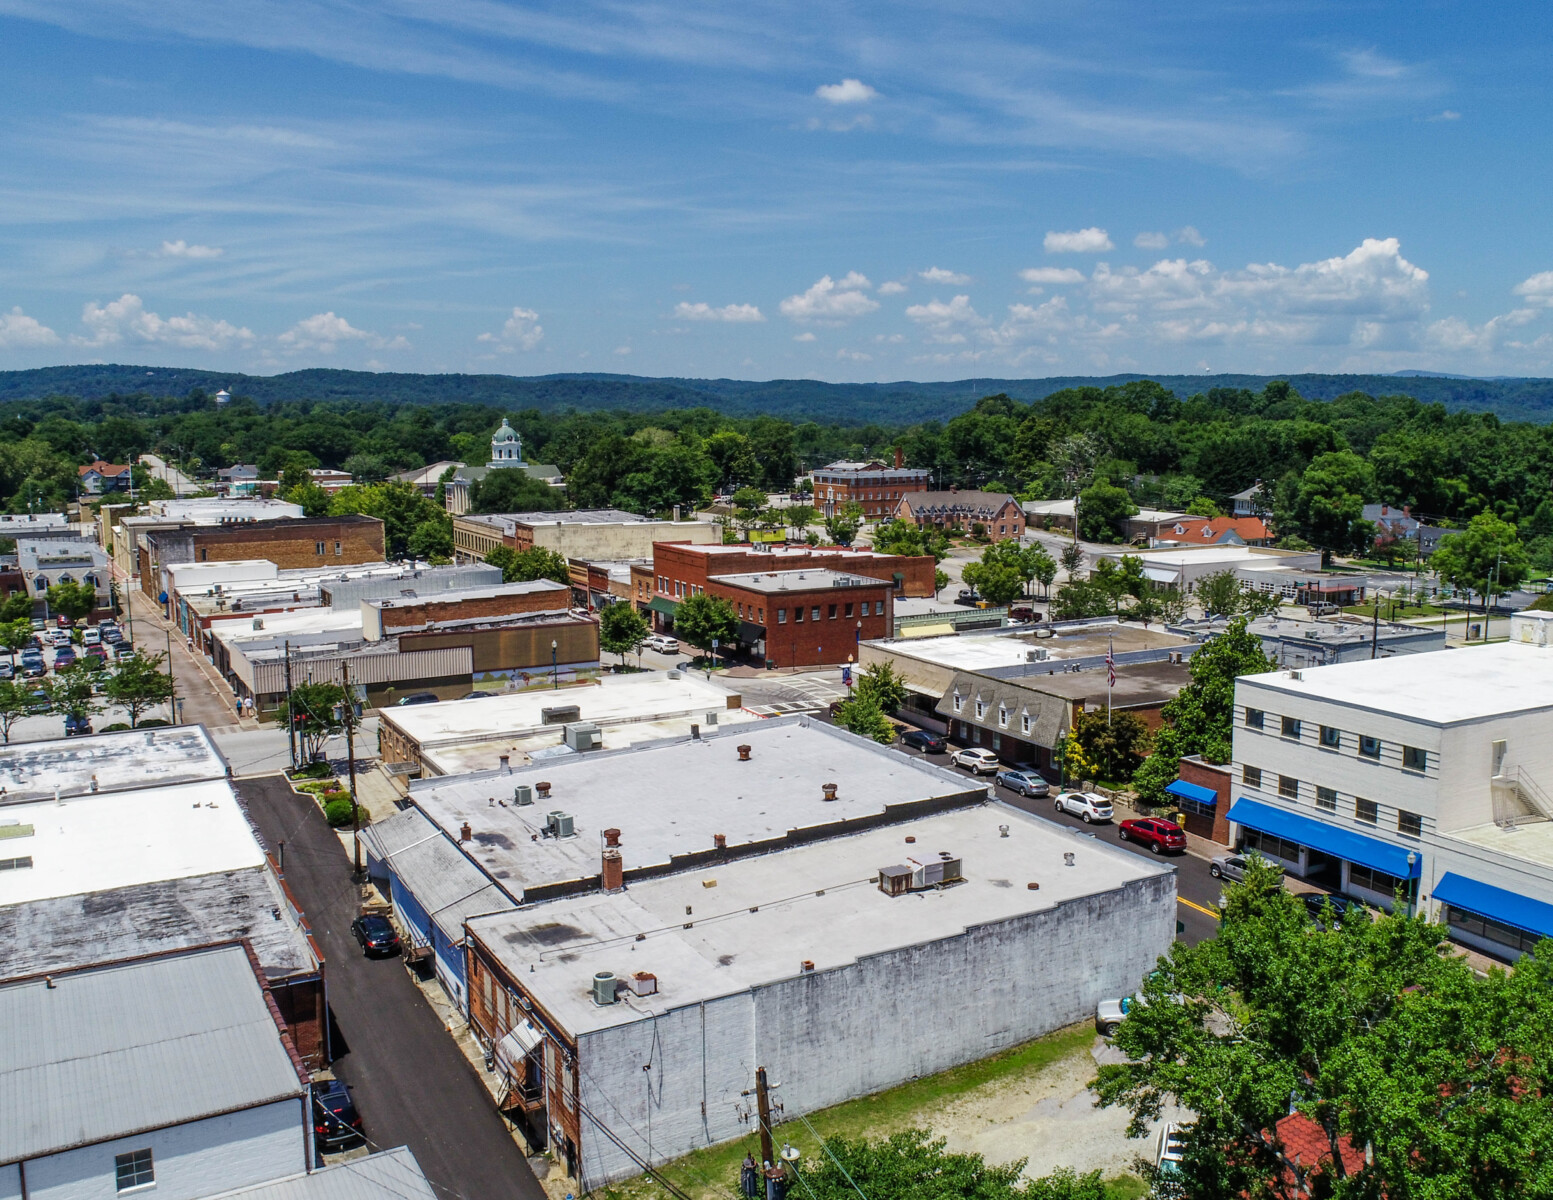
564,722,603,752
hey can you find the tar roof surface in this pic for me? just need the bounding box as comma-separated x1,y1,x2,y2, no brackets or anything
0,725,228,802
468,802,1171,1034
1239,642,1553,724
409,717,984,897
709,569,880,592
203,1148,437,1200
0,944,305,1163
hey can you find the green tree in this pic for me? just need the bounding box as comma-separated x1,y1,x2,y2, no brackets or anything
1060,540,1085,579
103,650,176,727
785,503,818,538
934,568,950,597
1050,580,1111,620
468,468,565,514
730,486,769,533
406,516,454,562
834,693,898,745
671,592,738,655
825,501,865,546
853,661,906,714
485,546,571,585
0,592,32,622
328,480,446,558
1027,545,1057,597
1431,512,1529,612
1071,709,1152,780
342,452,392,483
962,559,1023,607
1,618,31,664
44,662,103,728
1076,480,1138,543
705,430,758,489
1290,451,1374,562
1093,859,1553,1200
1090,556,1148,616
598,602,649,666
283,480,333,517
46,580,97,622
1184,495,1220,517
278,680,347,764
1195,569,1247,618
0,678,36,742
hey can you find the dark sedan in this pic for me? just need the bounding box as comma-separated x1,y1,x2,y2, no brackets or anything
312,1079,364,1150
1117,817,1188,854
350,913,402,957
900,729,948,754
1304,892,1363,929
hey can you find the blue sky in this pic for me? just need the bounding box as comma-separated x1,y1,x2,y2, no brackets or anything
1,1,1551,381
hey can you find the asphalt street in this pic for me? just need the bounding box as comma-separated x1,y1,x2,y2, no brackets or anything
236,774,545,1200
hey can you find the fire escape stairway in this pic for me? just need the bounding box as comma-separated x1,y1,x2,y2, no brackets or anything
1492,766,1553,827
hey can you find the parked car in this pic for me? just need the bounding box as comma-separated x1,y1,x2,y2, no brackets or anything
950,746,1001,774
394,691,439,706
84,647,108,665
899,729,948,754
458,691,496,700
0,662,11,680
1117,817,1187,854
81,627,101,647
54,615,73,629
350,913,402,957
1209,852,1249,881
114,643,136,661
48,630,70,648
1054,791,1114,823
29,618,45,632
26,688,49,713
23,659,46,678
643,634,679,654
311,1079,364,1150
1095,994,1141,1036
101,625,124,645
64,714,93,737
1304,892,1363,929
53,648,77,669
996,767,1050,797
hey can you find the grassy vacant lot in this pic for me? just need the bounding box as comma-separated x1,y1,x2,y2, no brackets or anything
598,1023,1146,1200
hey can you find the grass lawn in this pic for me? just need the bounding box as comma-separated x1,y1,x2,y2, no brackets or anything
597,1024,1144,1200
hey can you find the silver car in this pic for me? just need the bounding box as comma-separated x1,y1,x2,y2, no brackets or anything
996,767,1050,798
1054,790,1114,823
1209,853,1249,881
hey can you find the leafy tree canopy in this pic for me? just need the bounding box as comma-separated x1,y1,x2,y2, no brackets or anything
598,602,649,664
485,546,570,585
672,591,739,652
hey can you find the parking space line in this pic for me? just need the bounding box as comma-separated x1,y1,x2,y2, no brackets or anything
1179,897,1221,920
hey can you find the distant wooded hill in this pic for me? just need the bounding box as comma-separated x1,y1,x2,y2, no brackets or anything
5,364,1553,423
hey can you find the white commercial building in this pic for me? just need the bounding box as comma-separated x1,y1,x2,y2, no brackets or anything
464,800,1176,1187
1230,642,1553,960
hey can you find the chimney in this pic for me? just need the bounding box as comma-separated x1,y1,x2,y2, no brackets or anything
800,960,815,973
602,841,624,892
459,821,473,843
691,723,700,740
714,833,727,850
822,782,838,802
894,446,903,470
736,744,751,761
499,754,510,772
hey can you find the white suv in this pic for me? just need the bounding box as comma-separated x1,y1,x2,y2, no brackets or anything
1054,791,1114,823
643,635,679,654
950,747,1000,775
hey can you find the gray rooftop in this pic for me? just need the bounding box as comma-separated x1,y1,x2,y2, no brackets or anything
361,808,517,942
0,867,318,982
408,717,986,901
204,1148,437,1200
363,578,568,612
709,569,883,593
467,802,1173,1035
461,508,647,530
0,725,229,803
0,944,306,1163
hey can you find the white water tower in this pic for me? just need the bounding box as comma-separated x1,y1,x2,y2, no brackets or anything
215,388,231,407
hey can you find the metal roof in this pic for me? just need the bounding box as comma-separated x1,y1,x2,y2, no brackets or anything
362,808,517,941
202,1147,437,1200
0,944,306,1164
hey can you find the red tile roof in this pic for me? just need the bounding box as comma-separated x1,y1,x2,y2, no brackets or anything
1271,1112,1366,1193
78,460,131,478
1154,515,1270,545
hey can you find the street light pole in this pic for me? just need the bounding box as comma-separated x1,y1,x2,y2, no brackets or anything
341,659,362,878
551,639,558,690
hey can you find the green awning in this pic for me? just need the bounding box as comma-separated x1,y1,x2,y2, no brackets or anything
648,596,679,616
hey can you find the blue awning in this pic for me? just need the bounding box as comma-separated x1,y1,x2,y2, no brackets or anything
1433,872,1553,938
1166,779,1217,806
1227,798,1421,879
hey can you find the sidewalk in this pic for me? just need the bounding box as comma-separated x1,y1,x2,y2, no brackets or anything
120,574,260,731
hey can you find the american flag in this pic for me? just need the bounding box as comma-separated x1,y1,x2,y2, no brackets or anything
1106,643,1115,688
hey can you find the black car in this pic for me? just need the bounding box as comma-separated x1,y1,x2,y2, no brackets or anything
351,913,402,957
312,1079,364,1150
900,729,948,754
395,691,439,706
1304,892,1362,928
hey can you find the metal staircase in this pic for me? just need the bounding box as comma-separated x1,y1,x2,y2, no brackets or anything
1492,766,1553,827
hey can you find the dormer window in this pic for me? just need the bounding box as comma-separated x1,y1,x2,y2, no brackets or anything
997,704,1008,729
974,697,986,720
952,692,963,713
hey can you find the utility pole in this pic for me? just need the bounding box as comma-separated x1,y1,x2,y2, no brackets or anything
1371,591,1380,660
754,1067,775,1169
341,659,362,878
164,625,178,724
283,640,297,770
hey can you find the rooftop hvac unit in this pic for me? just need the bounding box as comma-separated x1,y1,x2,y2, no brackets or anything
542,704,581,725
630,972,657,996
564,722,602,752
513,784,534,806
704,711,719,726
546,810,575,838
592,971,618,1006
1026,648,1048,662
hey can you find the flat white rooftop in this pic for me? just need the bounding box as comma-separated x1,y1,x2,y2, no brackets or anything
148,498,304,521
1240,642,1553,724
0,779,264,905
1102,545,1297,567
1449,820,1553,871
0,725,228,802
468,801,1171,1034
385,672,744,748
210,606,363,647
873,623,1189,671
408,717,986,897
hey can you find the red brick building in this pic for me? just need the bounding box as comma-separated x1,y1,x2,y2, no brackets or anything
362,579,571,638
893,490,1024,540
706,569,893,667
1170,755,1233,844
140,514,386,597
812,450,931,520
647,541,937,623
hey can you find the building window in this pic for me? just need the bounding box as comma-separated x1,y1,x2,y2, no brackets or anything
1281,716,1301,739
1397,809,1423,838
315,541,326,555
1320,725,1341,749
0,856,33,871
998,705,1008,728
1403,746,1427,772
1359,735,1381,760
1021,712,1031,734
1355,797,1378,825
952,693,963,713
1243,765,1262,789
1446,906,1541,955
845,602,854,618
777,608,787,624
116,1149,154,1192
828,604,837,619
1244,707,1263,729
975,698,986,719
1316,786,1337,812
972,725,982,744
1278,775,1299,799
758,608,764,624
991,732,1001,751
1176,791,1215,818
1349,863,1407,897
795,607,803,623
1241,828,1302,864
334,540,343,556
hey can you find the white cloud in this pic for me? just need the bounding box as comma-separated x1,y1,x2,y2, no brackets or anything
1425,310,1538,353
613,345,632,355
0,306,60,348
673,301,765,323
278,311,401,354
793,331,817,342
76,293,253,350
1019,267,1086,285
1044,227,1113,253
779,272,878,323
905,294,988,343
919,266,971,285
877,280,908,296
815,79,877,104
1429,110,1462,122
1176,226,1206,247
1133,232,1170,250
159,239,223,259
476,306,544,351
1513,272,1553,307
837,348,873,361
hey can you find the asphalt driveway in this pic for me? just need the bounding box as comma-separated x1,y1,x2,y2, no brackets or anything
236,775,545,1200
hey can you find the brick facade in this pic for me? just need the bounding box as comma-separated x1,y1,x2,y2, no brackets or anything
141,515,386,597
650,541,937,602
369,582,570,635
812,453,931,520
1175,755,1232,844
894,491,1024,540
707,575,893,667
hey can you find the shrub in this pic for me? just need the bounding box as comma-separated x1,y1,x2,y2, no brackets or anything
138,718,170,727
323,798,363,828
100,722,130,732
293,760,334,779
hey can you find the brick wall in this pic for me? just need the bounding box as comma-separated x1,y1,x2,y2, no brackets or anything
187,516,385,568
652,542,936,600
708,580,892,667
1176,755,1233,844
375,583,568,632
